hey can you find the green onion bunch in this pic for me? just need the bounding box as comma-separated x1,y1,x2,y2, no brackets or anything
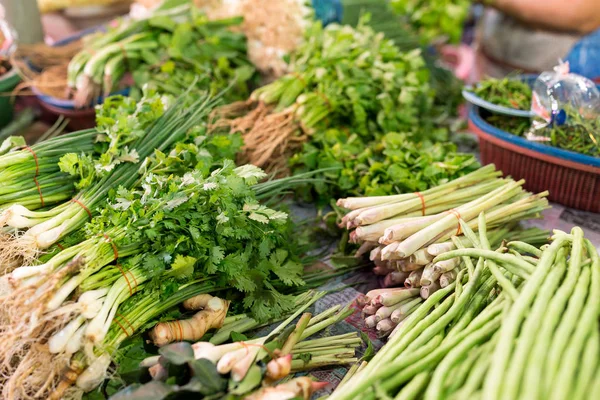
68,0,255,107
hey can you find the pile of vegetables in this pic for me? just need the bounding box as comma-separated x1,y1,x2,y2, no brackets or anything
212,18,436,174
67,0,255,106
291,130,479,203
111,295,360,399
473,77,532,111
0,82,338,398
330,218,599,400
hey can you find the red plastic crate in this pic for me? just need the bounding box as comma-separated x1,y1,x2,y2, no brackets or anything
468,106,600,213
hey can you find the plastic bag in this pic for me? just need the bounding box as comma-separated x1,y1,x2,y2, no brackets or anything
529,61,600,141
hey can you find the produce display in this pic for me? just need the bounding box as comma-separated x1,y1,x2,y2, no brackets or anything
329,221,599,400
1,1,600,400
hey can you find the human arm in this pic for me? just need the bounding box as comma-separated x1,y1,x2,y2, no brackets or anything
487,0,600,34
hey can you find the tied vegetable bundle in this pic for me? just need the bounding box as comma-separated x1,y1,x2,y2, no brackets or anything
67,0,255,107
0,91,221,266
211,18,435,174
330,218,599,400
111,296,360,400
1,158,316,399
335,164,549,314
0,93,173,217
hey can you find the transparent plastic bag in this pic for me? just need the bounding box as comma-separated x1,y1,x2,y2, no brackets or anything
529,61,600,141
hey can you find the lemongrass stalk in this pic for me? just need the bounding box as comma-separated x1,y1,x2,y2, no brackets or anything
300,305,354,340
399,262,423,272
376,318,396,336
427,241,456,257
390,297,422,323
405,268,424,288
438,269,457,288
420,281,441,299
377,288,420,307
370,246,382,261
281,313,312,355
409,249,433,265
376,297,415,322
385,270,410,287
307,305,341,326
291,356,358,371
339,363,362,389
293,333,359,350
394,181,526,259
293,348,356,359
337,165,500,210
420,263,439,286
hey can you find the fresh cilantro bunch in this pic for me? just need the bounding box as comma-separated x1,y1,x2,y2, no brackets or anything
252,18,434,135
87,161,304,320
58,90,168,189
291,129,479,203
390,0,471,44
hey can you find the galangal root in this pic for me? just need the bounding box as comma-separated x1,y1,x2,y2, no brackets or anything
149,294,229,346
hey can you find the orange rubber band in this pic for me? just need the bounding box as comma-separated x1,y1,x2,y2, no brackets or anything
315,91,332,109
446,209,462,235
71,199,92,220
415,192,426,216
115,263,134,296
56,243,65,251
116,312,135,336
102,234,119,261
291,71,306,85
23,146,45,207
113,316,130,337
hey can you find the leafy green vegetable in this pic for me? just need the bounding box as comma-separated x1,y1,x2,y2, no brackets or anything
291,129,479,204
474,77,533,110
390,0,471,44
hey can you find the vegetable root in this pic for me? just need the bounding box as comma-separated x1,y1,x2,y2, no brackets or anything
210,100,306,175
149,296,229,346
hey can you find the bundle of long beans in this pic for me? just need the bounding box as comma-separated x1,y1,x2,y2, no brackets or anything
357,226,548,338
331,216,599,400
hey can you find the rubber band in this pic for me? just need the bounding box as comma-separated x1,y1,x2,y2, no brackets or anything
56,243,65,251
446,209,462,235
113,317,130,337
415,192,426,216
115,263,134,296
71,198,92,220
315,91,332,109
102,234,119,261
33,177,45,207
115,313,134,337
22,146,45,207
291,71,306,85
